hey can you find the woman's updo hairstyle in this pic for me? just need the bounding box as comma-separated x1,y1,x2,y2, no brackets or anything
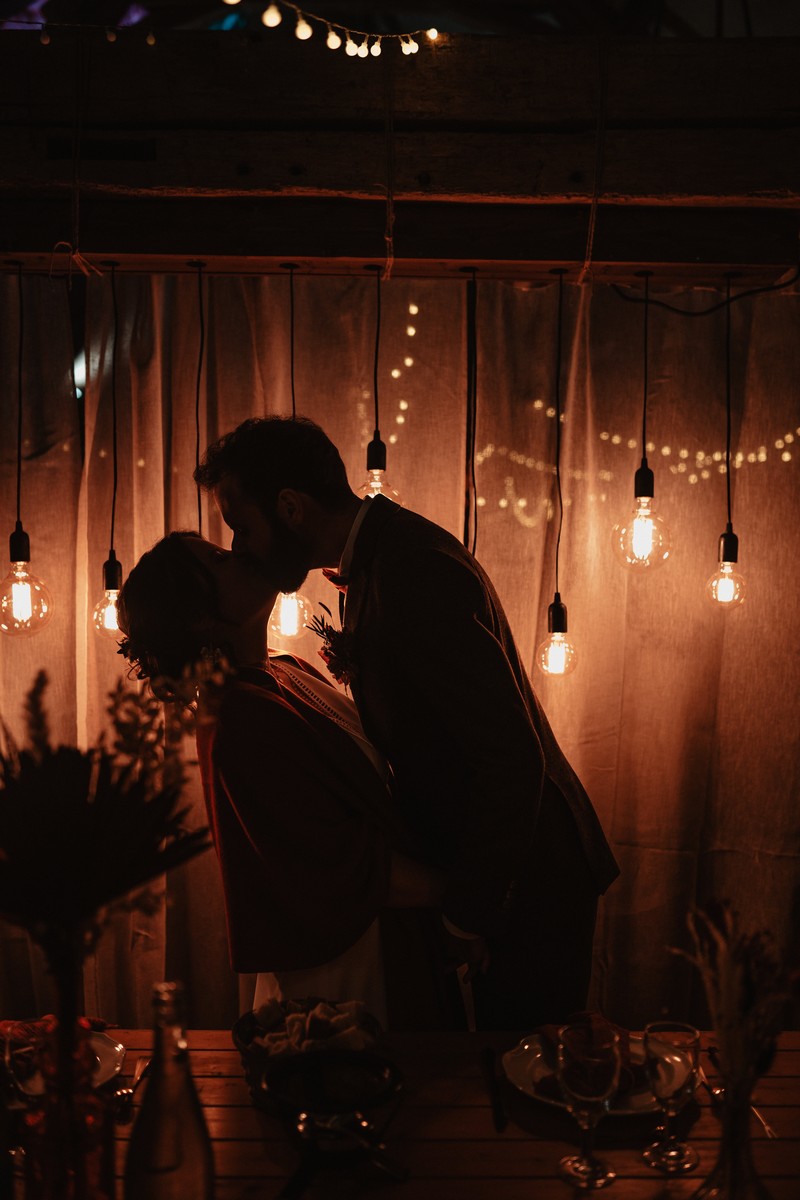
117,532,222,687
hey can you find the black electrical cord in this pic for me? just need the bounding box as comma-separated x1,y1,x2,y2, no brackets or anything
192,259,206,534
612,265,799,317
553,269,566,595
14,263,23,529
109,264,119,555
464,268,478,554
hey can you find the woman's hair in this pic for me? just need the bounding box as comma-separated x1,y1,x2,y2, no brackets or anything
117,532,223,684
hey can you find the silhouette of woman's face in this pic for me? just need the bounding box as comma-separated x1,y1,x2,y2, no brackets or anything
182,535,277,629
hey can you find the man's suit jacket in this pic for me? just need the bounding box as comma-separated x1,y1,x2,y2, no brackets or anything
342,495,620,938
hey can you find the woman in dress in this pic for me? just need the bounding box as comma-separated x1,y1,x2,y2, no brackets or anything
117,531,451,1029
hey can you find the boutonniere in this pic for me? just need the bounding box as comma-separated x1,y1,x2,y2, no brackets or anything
307,603,357,688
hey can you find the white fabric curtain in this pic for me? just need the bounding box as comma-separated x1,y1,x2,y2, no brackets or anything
0,272,797,1029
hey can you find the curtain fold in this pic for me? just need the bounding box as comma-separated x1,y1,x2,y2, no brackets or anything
0,272,797,1029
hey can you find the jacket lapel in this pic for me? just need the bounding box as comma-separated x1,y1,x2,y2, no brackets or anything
342,494,401,634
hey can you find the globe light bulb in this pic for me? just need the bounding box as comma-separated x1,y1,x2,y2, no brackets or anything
612,461,670,570
706,525,745,608
93,552,123,640
269,591,312,639
536,592,577,677
370,39,382,56
357,37,369,57
345,35,358,55
401,37,413,55
357,468,403,504
426,27,439,40
537,632,578,677
0,562,54,636
326,26,341,49
261,4,282,27
93,591,120,638
295,15,312,40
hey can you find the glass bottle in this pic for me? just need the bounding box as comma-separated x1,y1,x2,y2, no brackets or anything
124,982,215,1200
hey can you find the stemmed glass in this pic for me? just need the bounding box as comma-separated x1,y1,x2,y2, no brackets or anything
556,1022,621,1190
642,1020,700,1173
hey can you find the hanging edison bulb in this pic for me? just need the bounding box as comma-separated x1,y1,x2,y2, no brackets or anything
612,462,671,569
706,524,745,608
0,523,53,637
537,593,577,677
92,551,123,639
357,434,403,504
269,591,312,639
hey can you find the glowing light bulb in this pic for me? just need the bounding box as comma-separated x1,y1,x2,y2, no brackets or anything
409,38,419,53
93,552,123,640
345,35,358,55
269,591,312,639
261,4,282,27
0,563,53,636
357,37,368,57
326,26,342,49
536,593,577,677
93,591,120,638
370,39,381,56
295,15,312,40
538,633,577,676
401,38,412,55
706,526,745,607
612,461,670,570
40,27,50,44
145,30,156,45
357,468,403,504
612,497,671,569
426,27,439,40
358,434,403,505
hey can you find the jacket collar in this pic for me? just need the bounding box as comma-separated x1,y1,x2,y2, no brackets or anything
343,494,402,631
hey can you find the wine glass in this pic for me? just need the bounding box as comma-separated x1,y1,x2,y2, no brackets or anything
642,1020,700,1173
556,1022,621,1189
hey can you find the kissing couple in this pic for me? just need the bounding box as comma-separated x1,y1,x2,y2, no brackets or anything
118,416,618,1032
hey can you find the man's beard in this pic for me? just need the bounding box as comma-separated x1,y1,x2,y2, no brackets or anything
253,519,312,594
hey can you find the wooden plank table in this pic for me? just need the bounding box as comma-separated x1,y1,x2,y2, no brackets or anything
112,1029,800,1199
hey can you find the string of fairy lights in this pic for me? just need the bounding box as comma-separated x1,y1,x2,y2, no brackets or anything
223,1,441,56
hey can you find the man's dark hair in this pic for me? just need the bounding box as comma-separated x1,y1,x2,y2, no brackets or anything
194,416,353,514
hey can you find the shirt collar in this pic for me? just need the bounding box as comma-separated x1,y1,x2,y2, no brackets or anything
339,497,372,579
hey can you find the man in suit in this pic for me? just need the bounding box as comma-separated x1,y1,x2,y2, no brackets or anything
195,416,619,1030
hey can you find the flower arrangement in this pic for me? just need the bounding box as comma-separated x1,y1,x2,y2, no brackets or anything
681,903,792,1093
307,603,358,687
0,670,211,968
0,670,213,1198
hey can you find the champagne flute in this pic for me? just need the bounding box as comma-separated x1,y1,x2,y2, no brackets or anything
556,1022,621,1190
642,1020,700,1173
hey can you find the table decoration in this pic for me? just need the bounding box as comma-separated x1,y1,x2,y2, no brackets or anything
0,670,212,1199
233,999,405,1196
641,1020,700,1173
680,903,796,1200
555,1019,621,1189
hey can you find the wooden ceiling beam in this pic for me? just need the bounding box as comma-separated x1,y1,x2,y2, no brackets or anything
1,29,798,279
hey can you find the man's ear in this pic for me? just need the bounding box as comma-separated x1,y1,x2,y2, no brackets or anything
275,488,305,527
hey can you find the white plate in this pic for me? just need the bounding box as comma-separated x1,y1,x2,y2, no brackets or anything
16,1032,126,1097
501,1033,660,1116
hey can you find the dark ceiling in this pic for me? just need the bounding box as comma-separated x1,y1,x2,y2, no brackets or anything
2,0,799,37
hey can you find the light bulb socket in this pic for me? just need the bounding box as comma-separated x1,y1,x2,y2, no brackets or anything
366,432,386,471
547,592,568,634
102,550,123,591
9,520,30,563
634,459,654,499
718,524,739,565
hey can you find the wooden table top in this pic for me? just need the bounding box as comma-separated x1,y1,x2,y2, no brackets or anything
112,1028,800,1200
